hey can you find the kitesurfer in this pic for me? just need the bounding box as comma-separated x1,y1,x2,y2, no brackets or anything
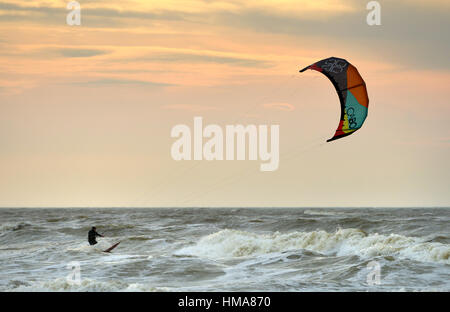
88,226,104,245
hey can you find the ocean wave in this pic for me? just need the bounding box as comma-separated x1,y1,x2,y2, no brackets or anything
65,240,118,253
177,228,450,264
92,223,137,231
425,235,449,244
127,235,152,241
303,209,345,216
0,222,32,233
8,277,169,292
46,215,87,222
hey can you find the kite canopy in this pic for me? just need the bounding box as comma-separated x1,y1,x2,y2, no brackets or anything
300,57,369,142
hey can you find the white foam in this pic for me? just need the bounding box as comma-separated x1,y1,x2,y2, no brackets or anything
177,228,450,264
65,243,103,254
65,239,117,253
10,277,168,292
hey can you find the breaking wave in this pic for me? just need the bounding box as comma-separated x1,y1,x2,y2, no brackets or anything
177,228,450,264
9,278,169,292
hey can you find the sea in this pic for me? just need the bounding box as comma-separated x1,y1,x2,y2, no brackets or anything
0,208,448,292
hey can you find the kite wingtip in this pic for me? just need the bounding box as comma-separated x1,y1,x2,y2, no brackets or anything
299,66,310,73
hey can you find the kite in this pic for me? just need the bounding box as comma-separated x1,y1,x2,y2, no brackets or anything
300,57,369,142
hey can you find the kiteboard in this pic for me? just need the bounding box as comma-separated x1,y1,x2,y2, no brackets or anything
103,242,120,253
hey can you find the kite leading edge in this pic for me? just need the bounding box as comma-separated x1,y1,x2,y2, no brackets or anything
300,57,369,142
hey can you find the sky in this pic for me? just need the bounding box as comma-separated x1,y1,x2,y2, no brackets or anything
0,0,449,207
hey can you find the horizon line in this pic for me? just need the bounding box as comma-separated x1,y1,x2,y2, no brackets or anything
0,206,449,209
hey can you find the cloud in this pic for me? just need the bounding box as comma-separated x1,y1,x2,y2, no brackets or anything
58,48,109,58
0,1,187,27
0,46,110,59
140,52,273,68
73,78,175,87
208,2,450,70
263,102,295,111
1,0,448,70
162,104,221,112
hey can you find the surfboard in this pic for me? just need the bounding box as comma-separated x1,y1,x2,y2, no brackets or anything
103,242,120,253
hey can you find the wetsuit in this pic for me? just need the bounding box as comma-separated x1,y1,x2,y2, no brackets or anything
88,229,103,245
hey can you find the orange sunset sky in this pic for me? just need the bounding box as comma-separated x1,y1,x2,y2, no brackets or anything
0,0,449,207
